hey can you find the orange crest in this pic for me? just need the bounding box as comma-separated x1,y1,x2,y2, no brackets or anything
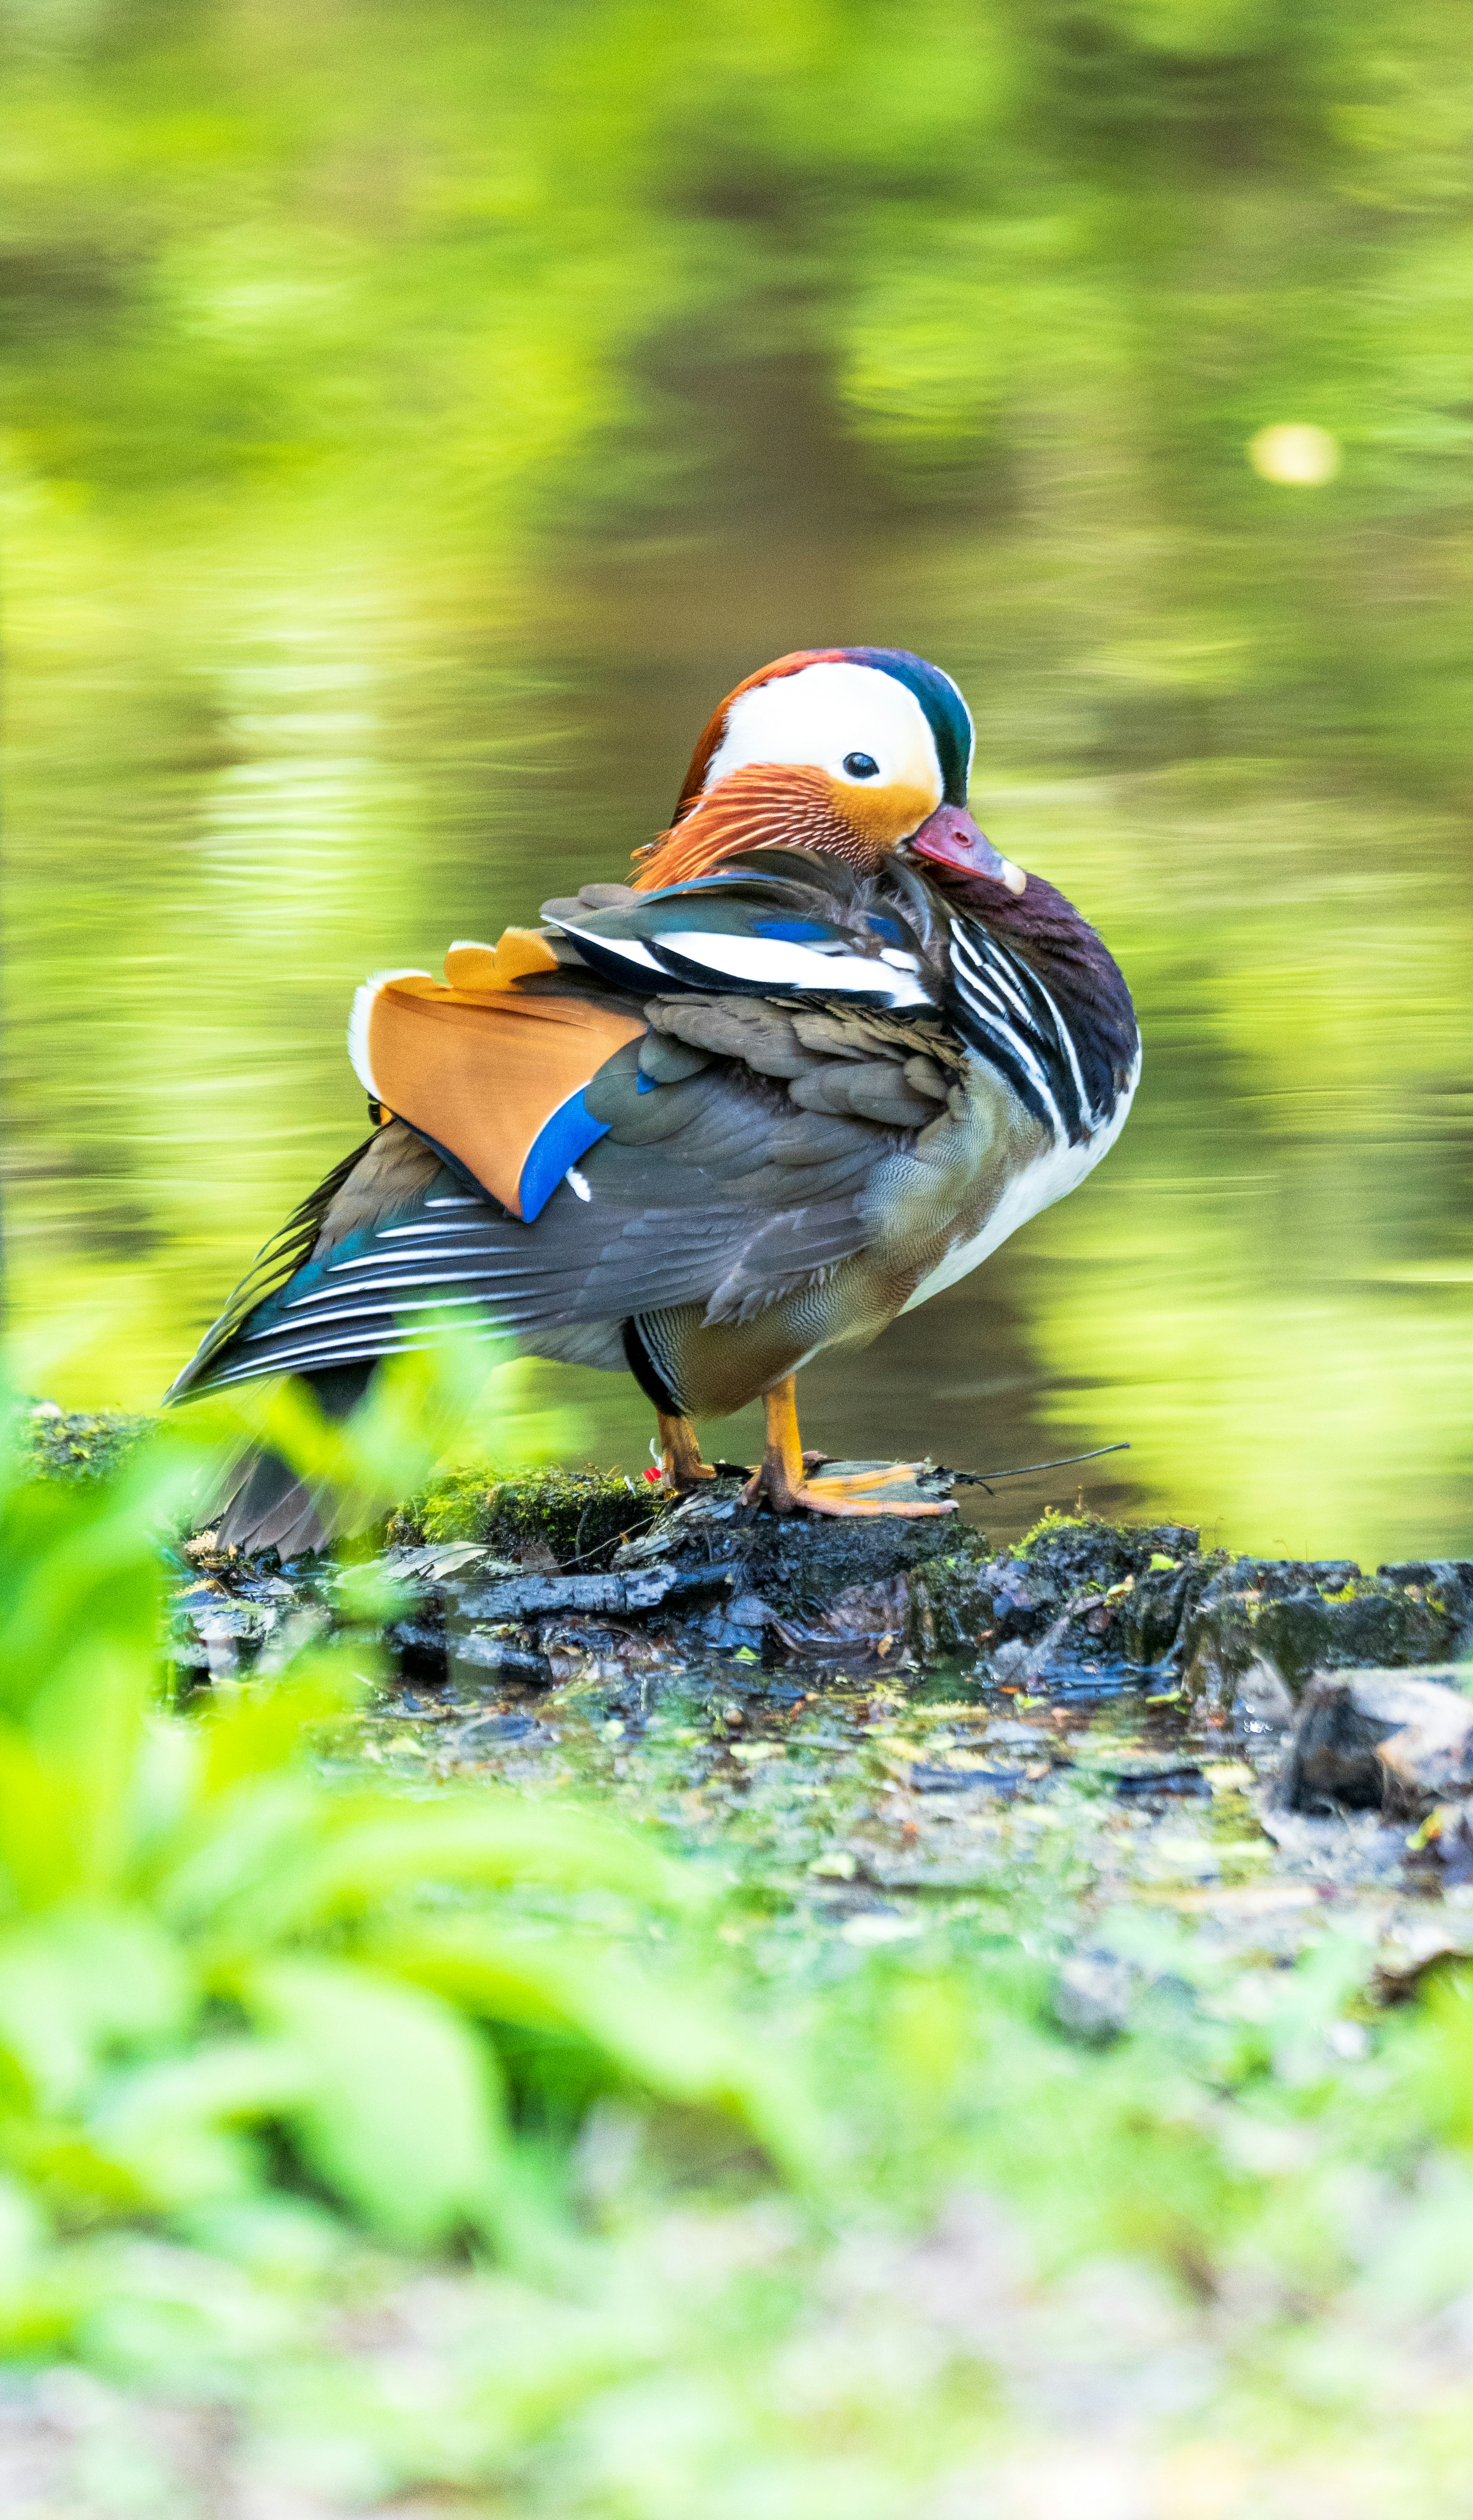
672,648,851,819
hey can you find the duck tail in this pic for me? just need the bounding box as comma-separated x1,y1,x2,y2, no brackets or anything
208,1362,376,1560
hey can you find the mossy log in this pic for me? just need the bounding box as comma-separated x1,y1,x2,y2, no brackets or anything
23,1406,1473,1706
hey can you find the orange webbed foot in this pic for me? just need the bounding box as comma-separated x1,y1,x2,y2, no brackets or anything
787,1463,955,1519
656,1410,720,1494
741,1382,955,1519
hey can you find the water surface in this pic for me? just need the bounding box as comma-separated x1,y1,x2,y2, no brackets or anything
6,0,1472,1560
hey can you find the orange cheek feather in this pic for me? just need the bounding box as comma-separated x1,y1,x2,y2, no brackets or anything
839,774,944,849
632,765,938,891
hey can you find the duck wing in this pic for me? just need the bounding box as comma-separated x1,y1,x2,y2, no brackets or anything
175,861,974,1393
347,856,946,1224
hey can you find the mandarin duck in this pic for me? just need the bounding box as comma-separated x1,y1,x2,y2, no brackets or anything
170,647,1139,1552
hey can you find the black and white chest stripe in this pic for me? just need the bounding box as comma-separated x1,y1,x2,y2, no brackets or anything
946,914,1106,1146
899,912,1138,1315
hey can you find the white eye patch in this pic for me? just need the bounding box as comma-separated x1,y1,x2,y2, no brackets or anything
702,660,942,799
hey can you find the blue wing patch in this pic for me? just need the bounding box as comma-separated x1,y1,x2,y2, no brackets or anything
517,1088,611,1221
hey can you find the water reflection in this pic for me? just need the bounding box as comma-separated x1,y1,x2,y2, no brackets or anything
5,0,1471,1563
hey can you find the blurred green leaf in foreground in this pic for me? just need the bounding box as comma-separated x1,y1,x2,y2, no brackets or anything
0,1342,811,2324
1,1348,1473,2508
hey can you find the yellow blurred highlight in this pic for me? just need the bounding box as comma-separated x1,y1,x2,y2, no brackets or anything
1248,423,1340,484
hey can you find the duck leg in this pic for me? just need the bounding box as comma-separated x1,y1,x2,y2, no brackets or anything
741,1377,954,1519
656,1409,719,1492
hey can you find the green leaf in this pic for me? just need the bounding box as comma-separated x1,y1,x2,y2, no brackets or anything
240,1957,511,2247
194,1659,367,1797
86,2037,311,2212
367,1920,827,2186
0,1908,190,2114
207,1793,700,1947
151,1776,330,1944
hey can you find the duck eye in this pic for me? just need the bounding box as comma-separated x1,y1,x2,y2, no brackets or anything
842,751,880,779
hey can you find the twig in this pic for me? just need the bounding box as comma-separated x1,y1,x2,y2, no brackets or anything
945,1441,1130,1496
557,1505,658,1574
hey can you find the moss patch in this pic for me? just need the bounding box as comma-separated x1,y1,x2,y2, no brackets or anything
1015,1510,1201,1589
388,1461,666,1565
19,1402,153,1483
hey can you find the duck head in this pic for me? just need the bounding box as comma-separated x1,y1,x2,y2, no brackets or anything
632,646,1025,896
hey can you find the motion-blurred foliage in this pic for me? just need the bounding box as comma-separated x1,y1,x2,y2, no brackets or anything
11,0,1473,677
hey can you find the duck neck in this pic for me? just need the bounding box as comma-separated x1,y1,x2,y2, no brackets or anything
928,863,1139,1125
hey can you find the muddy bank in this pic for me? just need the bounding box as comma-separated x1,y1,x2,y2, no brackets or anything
168,1458,1472,1717
161,1442,1473,1987
24,1406,1473,1984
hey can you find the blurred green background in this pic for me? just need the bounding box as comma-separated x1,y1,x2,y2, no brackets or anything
5,0,1472,1561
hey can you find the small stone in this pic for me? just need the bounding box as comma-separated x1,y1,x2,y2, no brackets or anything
1377,1684,1473,1818
1280,1667,1473,1815
1373,1914,1473,1997
840,1911,922,1945
450,1631,553,1685
1410,1802,1473,1888
449,1710,541,1753
1053,1953,1134,2043
725,1595,774,1630
809,1850,858,1880
903,1759,1023,1795
1233,1655,1295,1732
